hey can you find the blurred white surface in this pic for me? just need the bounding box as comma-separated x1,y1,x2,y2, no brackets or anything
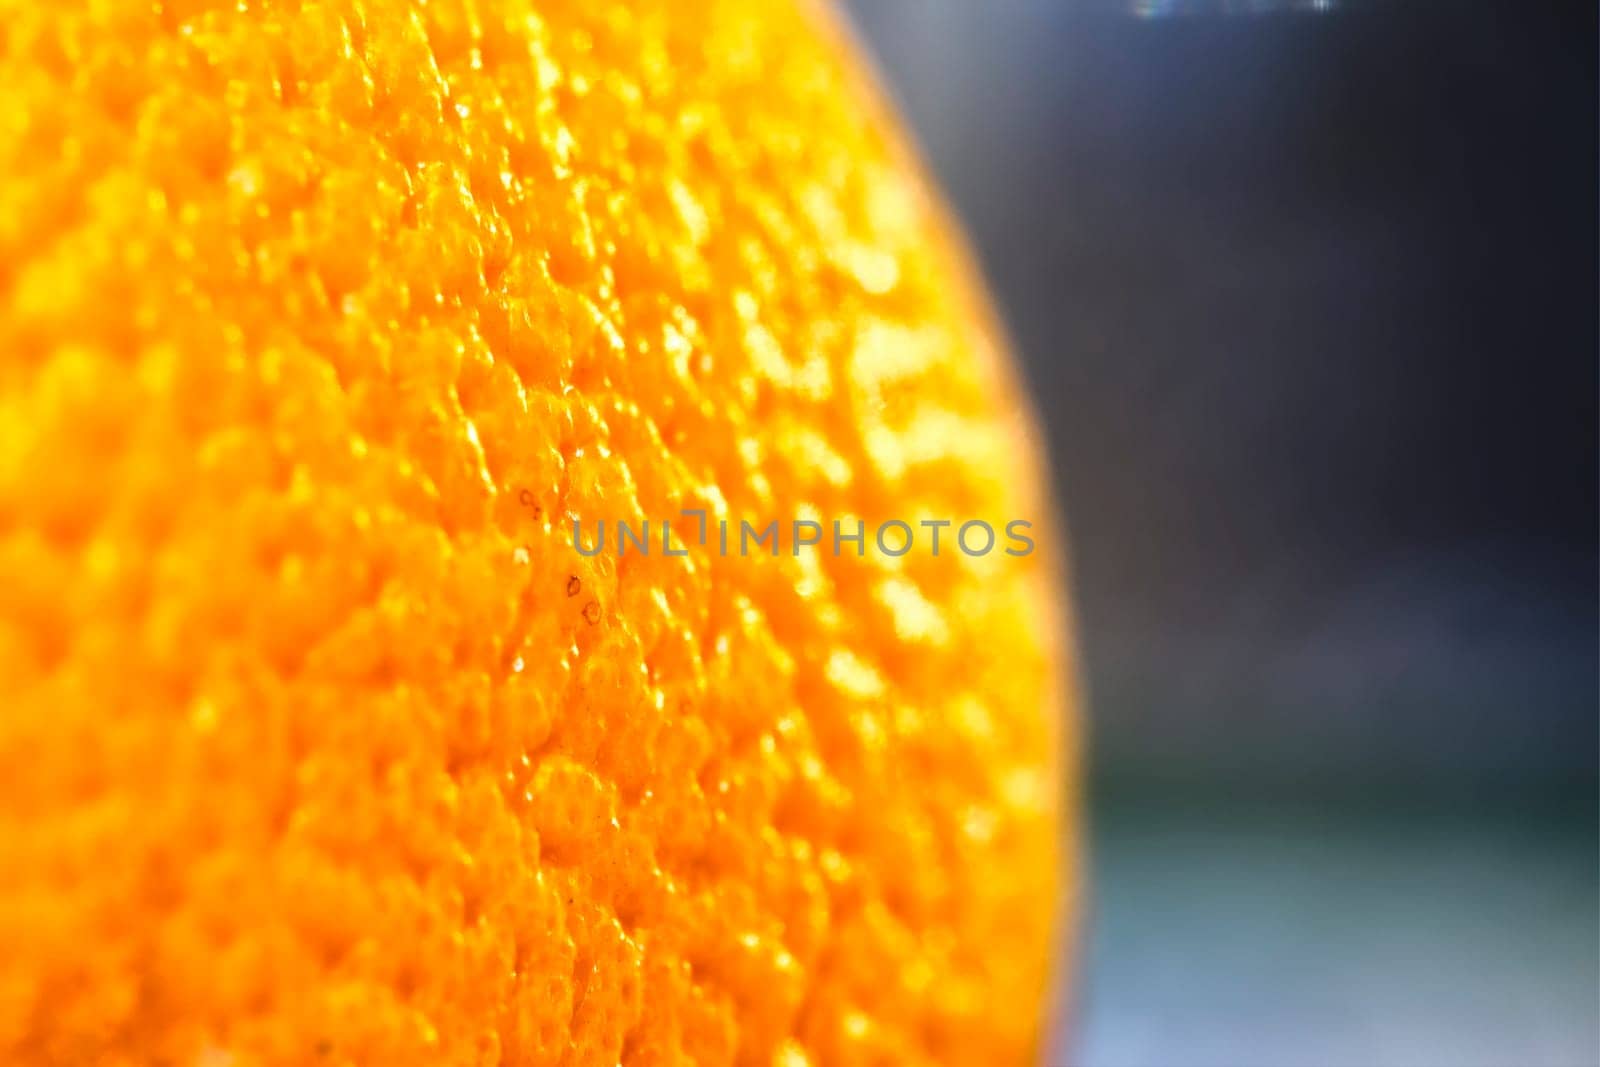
1076,805,1598,1067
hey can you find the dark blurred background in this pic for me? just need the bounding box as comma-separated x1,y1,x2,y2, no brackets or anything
842,2,1597,1064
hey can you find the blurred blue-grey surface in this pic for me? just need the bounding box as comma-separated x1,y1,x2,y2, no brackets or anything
842,2,1598,1064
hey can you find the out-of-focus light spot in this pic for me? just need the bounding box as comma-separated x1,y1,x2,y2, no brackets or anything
1128,0,1338,15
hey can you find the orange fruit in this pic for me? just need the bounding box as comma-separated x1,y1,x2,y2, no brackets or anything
0,0,1076,1064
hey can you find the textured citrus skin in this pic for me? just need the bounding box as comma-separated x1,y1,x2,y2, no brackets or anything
0,1,1075,1064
